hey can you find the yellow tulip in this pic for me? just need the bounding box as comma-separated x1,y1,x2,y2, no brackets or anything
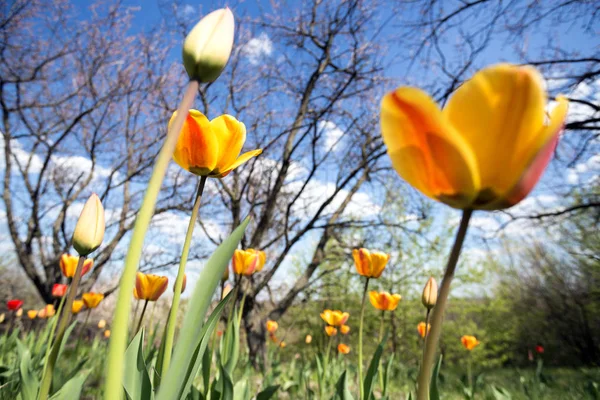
353,248,390,279
369,291,402,311
72,193,105,256
104,329,111,338
320,309,349,327
421,277,438,310
338,343,350,354
60,254,94,278
381,63,568,210
305,334,313,344
266,320,278,333
325,326,338,336
232,249,266,275
27,310,38,319
82,292,104,309
279,341,286,348
134,272,168,301
71,300,85,314
98,319,107,329
417,322,430,338
340,324,350,335
38,304,55,319
171,110,262,178
15,308,23,318
461,335,480,350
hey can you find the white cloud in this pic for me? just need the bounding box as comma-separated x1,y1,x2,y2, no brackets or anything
242,33,273,65
318,120,344,151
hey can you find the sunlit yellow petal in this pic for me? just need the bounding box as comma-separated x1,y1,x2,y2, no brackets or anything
216,149,263,178
172,110,219,175
211,115,246,173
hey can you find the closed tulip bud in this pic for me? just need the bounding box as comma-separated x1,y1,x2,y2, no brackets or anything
135,272,168,301
72,194,105,256
353,248,390,279
7,299,23,311
417,322,430,338
104,329,111,338
325,326,338,336
279,341,286,348
182,8,235,83
27,310,38,319
82,292,104,309
305,334,312,344
421,277,438,309
222,267,230,282
340,324,350,335
173,274,187,294
15,308,23,318
98,319,106,329
0,313,4,323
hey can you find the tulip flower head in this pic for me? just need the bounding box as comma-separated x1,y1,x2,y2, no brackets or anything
232,248,266,276
72,193,105,256
0,313,4,323
98,319,107,329
27,310,38,319
338,343,350,354
182,8,235,83
461,335,480,350
7,299,23,311
279,341,286,349
369,291,402,311
320,309,350,327
325,326,338,336
82,292,104,309
72,300,84,314
104,329,111,338
60,254,93,278
381,64,568,210
38,304,55,319
173,274,187,294
417,322,431,338
266,320,278,333
15,308,23,318
340,324,351,335
134,272,168,301
536,345,544,354
52,283,68,298
222,266,230,282
172,111,262,179
305,334,313,344
353,248,390,279
421,277,438,309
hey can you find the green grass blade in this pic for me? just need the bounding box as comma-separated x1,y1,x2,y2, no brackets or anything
363,332,388,400
429,354,443,400
333,370,354,400
16,340,38,400
123,329,153,400
49,372,89,400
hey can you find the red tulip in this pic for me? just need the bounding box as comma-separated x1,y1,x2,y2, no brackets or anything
7,299,23,311
535,345,544,354
52,284,68,298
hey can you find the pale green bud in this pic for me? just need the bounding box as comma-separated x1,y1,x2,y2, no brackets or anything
422,277,438,310
182,8,235,83
72,193,105,256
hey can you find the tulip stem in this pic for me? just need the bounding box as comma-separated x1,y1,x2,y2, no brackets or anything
358,277,370,400
75,309,92,353
135,300,150,336
103,79,199,400
378,310,385,392
422,308,431,361
161,175,207,375
416,208,472,400
39,256,86,400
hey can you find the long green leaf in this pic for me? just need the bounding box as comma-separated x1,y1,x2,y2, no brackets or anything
363,332,388,400
429,354,443,400
156,218,250,400
382,353,394,397
220,307,240,375
333,370,353,400
233,380,249,400
123,329,153,400
49,372,88,400
16,340,38,400
219,364,234,400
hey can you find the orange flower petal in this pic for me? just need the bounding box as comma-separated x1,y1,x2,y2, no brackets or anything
172,110,219,175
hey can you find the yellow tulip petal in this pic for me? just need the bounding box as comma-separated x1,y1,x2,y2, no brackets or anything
381,88,479,207
210,115,246,173
172,110,219,175
444,64,546,196
216,149,262,178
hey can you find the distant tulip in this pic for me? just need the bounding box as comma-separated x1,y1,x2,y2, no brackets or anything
104,329,111,338
266,320,278,333
338,343,351,354
0,313,4,323
320,309,349,327
353,248,390,278
71,300,84,314
182,8,235,83
325,326,338,336
171,111,262,179
72,193,105,256
340,325,350,335
232,248,266,275
27,310,38,319
98,319,106,329
222,267,230,282
7,299,23,311
38,304,55,319
369,291,402,311
279,341,286,348
305,334,312,344
417,322,430,338
134,272,168,301
60,254,93,278
52,283,68,298
15,308,23,317
381,64,568,210
82,292,104,309
269,333,278,343
173,274,187,294
421,277,438,309
461,335,480,350
535,345,544,354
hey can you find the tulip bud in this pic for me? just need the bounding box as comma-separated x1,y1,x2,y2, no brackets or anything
222,266,230,282
421,277,438,310
72,194,105,256
104,329,111,338
305,334,312,344
182,8,235,83
15,308,23,318
0,313,4,323
98,319,106,329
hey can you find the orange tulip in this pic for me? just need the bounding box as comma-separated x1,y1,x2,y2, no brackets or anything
104,329,111,338
325,326,338,336
320,310,349,327
417,322,431,338
82,292,104,309
305,334,313,344
38,304,55,319
381,64,568,210
52,284,68,298
60,254,93,278
71,300,84,314
134,272,168,301
338,343,350,354
279,341,286,348
461,335,480,350
266,320,278,333
27,310,38,319
353,248,390,278
232,249,266,275
369,291,402,311
269,333,278,343
171,110,262,178
340,324,350,335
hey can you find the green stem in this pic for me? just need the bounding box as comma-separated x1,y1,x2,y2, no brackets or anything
358,277,370,400
39,256,86,400
103,79,199,400
135,300,150,336
467,352,473,397
147,301,158,335
237,285,247,327
161,175,207,375
75,309,91,353
416,209,472,400
422,308,431,361
227,275,242,327
378,310,385,391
